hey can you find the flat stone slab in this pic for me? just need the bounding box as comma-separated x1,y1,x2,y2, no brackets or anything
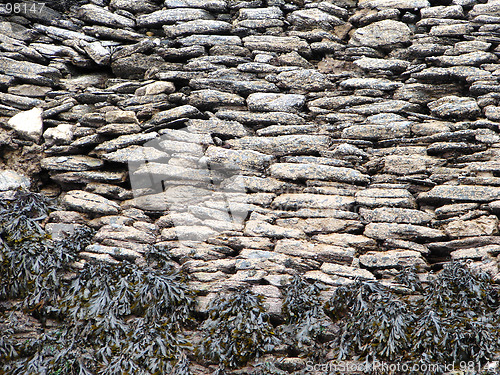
247,93,306,113
270,163,369,184
418,185,500,203
364,222,446,241
275,239,355,263
360,250,428,269
62,190,120,216
228,135,330,156
41,155,104,171
102,146,169,163
321,263,375,280
349,20,412,47
0,170,30,191
272,194,355,211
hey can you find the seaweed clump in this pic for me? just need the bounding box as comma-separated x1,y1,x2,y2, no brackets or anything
325,262,500,371
0,190,196,375
280,275,331,359
197,288,280,369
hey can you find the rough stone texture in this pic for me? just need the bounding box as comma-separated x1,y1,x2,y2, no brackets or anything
350,20,412,48
62,191,120,216
7,0,500,359
7,107,43,142
0,170,30,191
428,96,481,119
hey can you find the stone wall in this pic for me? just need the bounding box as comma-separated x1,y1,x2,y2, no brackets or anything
2,0,500,312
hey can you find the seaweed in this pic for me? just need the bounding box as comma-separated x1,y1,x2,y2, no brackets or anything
280,276,330,358
197,288,280,368
324,262,500,371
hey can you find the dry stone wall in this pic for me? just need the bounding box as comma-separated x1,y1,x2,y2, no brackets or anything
1,0,500,311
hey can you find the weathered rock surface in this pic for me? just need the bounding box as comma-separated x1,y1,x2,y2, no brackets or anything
6,0,500,338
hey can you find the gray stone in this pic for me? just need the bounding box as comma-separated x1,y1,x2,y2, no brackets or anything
111,54,165,79
247,93,305,113
62,191,120,216
95,224,155,244
110,0,156,13
428,24,472,37
136,81,176,96
470,1,500,17
188,90,245,109
383,155,444,175
484,106,500,121
150,105,202,125
0,92,43,110
313,233,377,250
364,222,447,241
228,135,330,156
190,78,278,96
350,20,412,48
188,118,248,138
85,244,142,261
178,35,241,47
359,0,430,9
97,123,141,136
360,207,434,224
7,107,43,142
275,239,355,263
50,171,127,185
164,0,227,11
216,110,304,126
103,146,169,163
221,175,286,193
163,20,231,38
82,25,143,42
287,8,344,30
133,163,211,183
0,56,58,82
360,250,428,269
103,111,137,125
243,36,311,55
341,100,420,115
85,183,133,201
428,96,480,119
427,52,497,67
0,170,30,191
321,263,375,280
353,57,409,72
93,133,158,153
270,163,369,184
8,84,51,98
41,156,103,171
342,123,411,140
275,217,363,235
136,8,213,27
421,5,464,18
43,124,74,146
356,188,417,208
81,41,110,66
276,69,333,91
450,247,495,261
244,220,306,239
308,95,379,111
340,78,403,91
443,216,499,239
272,194,355,211
394,83,462,105
205,146,275,171
77,4,135,28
